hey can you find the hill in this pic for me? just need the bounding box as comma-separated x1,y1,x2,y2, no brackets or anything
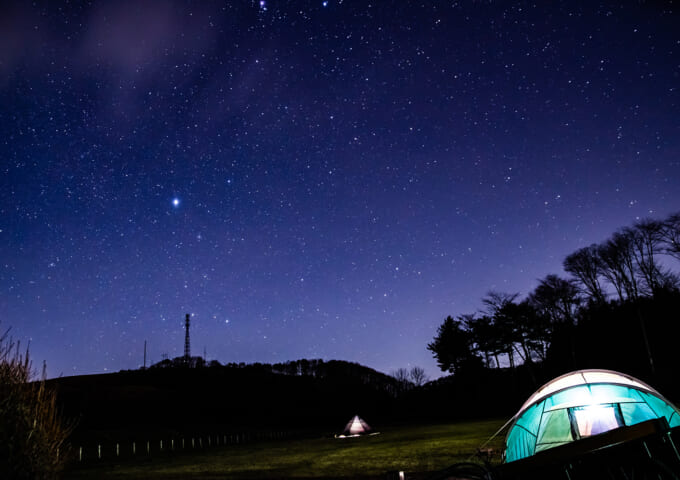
50,359,405,442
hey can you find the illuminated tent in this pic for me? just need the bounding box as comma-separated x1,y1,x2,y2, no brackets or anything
341,415,372,436
505,369,680,463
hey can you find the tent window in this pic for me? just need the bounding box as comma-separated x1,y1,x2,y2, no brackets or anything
568,403,624,439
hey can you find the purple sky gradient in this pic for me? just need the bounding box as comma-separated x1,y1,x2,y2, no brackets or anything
1,1,678,380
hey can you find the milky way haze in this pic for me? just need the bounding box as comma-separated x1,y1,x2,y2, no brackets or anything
1,1,678,379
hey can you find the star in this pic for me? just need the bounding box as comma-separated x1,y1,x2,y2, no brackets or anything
2,0,678,383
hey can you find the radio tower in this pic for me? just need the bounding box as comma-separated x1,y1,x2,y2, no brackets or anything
184,313,191,363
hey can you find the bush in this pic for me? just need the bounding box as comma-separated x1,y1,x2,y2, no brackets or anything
1,330,73,479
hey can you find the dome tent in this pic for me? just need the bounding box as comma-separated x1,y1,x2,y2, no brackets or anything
505,369,680,463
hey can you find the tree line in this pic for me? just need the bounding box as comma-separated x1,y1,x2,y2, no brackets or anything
148,356,407,398
427,212,680,384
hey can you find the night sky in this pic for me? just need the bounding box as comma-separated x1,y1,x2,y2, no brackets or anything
1,1,678,380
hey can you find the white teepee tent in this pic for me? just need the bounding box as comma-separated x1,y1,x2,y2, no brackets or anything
342,415,372,436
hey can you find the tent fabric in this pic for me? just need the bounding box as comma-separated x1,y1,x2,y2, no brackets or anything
517,370,652,414
505,369,680,463
342,415,371,436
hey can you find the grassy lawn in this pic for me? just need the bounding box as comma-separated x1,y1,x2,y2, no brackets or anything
65,419,507,479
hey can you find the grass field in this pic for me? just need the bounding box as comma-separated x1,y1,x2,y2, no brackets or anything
65,419,507,479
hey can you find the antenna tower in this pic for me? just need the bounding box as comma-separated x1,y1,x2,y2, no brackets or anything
184,313,191,362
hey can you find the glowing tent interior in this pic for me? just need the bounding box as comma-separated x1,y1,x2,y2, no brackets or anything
341,415,372,436
504,369,680,463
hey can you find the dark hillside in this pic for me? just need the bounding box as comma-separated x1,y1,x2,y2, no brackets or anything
50,359,402,443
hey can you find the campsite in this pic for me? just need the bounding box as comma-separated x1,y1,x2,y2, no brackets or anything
47,359,514,479
3,0,680,477
50,353,680,479
66,368,680,479
40,363,680,479
6,217,680,478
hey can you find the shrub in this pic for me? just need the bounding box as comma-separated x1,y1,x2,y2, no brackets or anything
1,330,73,479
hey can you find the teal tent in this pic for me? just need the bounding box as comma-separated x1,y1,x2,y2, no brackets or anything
505,369,680,463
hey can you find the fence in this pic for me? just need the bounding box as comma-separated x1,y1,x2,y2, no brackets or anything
74,430,290,464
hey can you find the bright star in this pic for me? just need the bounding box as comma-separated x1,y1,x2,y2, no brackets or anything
172,198,180,207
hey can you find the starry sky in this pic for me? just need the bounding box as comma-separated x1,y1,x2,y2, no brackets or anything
1,1,678,380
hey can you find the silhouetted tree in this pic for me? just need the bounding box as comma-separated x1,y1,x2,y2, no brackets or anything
409,366,428,386
391,367,413,392
598,231,639,301
659,212,680,262
564,245,607,304
478,292,549,386
426,212,680,391
464,314,502,368
427,316,477,374
497,300,547,364
481,292,522,368
529,275,580,325
529,274,580,366
629,220,679,295
463,314,487,367
481,291,519,313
